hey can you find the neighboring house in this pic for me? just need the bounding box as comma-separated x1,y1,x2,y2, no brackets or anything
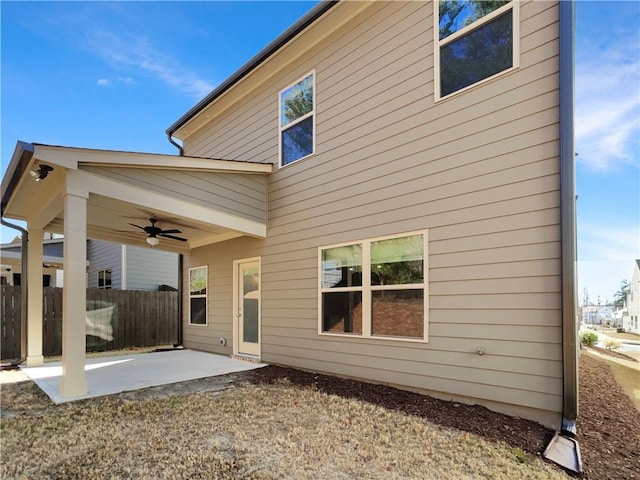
86,240,178,291
0,0,579,436
581,305,614,326
1,234,64,287
0,235,177,291
623,260,640,335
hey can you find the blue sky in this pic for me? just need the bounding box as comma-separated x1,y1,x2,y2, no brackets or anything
1,1,639,304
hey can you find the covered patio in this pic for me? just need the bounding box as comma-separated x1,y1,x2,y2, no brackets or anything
1,141,271,400
19,349,266,404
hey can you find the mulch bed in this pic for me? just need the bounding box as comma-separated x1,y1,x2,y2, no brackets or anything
577,354,640,480
247,351,640,480
587,345,638,362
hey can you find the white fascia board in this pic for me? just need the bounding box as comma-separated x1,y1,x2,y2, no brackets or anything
33,144,272,174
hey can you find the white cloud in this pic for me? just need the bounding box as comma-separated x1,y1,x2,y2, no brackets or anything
97,78,111,87
85,30,213,100
575,34,640,172
578,223,639,301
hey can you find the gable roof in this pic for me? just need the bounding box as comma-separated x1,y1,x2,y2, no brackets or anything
165,1,338,149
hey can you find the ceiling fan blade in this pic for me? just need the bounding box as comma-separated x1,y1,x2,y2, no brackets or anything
158,233,188,242
128,223,147,231
159,229,182,234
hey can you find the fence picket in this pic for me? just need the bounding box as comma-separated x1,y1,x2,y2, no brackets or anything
0,286,178,360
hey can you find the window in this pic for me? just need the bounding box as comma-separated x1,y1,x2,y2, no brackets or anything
319,231,428,341
279,71,315,166
189,266,207,326
97,269,112,289
435,0,518,100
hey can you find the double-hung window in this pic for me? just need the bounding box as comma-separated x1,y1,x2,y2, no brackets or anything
435,0,519,100
97,269,112,289
279,71,315,167
319,231,428,342
189,266,207,326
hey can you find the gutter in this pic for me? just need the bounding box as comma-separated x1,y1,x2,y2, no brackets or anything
165,0,339,155
544,0,581,474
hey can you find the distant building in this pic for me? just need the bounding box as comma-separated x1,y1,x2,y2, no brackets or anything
581,305,614,326
622,260,640,334
1,235,177,291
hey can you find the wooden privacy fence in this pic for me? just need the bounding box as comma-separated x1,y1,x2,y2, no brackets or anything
1,286,178,360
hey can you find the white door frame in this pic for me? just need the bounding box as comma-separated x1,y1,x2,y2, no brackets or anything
232,257,261,358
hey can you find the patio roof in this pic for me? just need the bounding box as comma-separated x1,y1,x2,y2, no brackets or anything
2,142,272,253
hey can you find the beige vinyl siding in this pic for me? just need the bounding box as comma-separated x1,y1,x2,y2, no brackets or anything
81,166,267,223
183,1,563,427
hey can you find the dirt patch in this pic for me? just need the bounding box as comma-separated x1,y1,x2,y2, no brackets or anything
578,354,640,480
245,365,555,456
1,351,637,479
587,345,638,363
1,376,566,480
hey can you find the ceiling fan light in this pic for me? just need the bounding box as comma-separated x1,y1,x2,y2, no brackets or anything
146,236,160,246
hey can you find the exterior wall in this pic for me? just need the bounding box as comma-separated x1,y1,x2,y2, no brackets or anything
87,240,122,289
623,262,640,334
81,166,267,223
125,245,178,291
581,305,614,326
182,1,563,428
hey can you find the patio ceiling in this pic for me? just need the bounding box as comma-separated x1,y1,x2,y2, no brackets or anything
2,142,272,253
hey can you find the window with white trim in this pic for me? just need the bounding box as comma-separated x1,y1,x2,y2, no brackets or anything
435,0,518,100
97,269,112,289
189,266,207,325
279,71,315,167
319,231,428,341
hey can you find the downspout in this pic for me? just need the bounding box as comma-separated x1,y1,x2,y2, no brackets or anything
1,218,28,365
174,253,184,347
166,132,184,157
559,0,578,435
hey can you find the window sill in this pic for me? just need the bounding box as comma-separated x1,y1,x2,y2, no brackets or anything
318,331,429,344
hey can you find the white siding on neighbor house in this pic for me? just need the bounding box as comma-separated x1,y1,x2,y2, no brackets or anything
87,240,122,289
81,166,268,223
182,1,563,427
125,245,178,291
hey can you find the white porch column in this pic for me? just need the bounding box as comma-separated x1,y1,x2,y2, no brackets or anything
26,227,44,366
59,190,88,398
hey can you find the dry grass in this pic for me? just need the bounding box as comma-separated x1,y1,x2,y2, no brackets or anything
0,377,569,480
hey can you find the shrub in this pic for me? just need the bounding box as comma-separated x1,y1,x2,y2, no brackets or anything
603,339,621,350
580,331,598,347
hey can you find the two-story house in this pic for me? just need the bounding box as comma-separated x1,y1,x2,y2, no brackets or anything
623,260,640,334
1,1,577,436
1,235,178,291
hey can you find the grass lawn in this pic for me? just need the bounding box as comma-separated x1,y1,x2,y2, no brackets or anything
0,375,568,480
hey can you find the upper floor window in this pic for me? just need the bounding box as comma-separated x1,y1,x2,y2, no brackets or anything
435,0,519,100
279,71,315,167
97,268,112,289
319,231,428,342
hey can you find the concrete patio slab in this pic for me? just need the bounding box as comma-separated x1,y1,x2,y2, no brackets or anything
20,349,266,404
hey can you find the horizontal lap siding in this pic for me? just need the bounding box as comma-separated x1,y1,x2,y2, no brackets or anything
183,1,562,425
82,166,267,222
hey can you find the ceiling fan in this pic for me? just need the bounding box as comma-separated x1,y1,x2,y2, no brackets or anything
129,218,188,246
